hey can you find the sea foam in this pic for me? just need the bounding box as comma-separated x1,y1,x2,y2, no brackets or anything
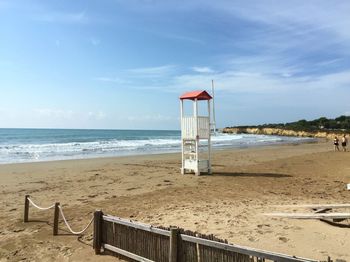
0,129,313,164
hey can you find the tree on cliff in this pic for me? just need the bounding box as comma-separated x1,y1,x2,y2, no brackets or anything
232,115,350,132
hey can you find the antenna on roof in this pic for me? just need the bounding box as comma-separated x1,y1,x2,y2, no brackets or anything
211,79,217,135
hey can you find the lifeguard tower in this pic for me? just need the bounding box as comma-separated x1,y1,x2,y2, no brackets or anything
180,90,212,175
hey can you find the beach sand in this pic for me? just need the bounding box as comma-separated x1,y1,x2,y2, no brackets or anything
0,141,349,261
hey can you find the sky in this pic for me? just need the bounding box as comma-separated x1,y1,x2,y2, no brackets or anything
0,0,349,130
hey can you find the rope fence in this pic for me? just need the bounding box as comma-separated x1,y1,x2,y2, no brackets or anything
27,197,56,210
58,205,94,235
24,195,94,236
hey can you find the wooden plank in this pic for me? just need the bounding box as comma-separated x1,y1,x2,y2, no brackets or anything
195,233,201,262
179,234,318,262
264,212,350,219
103,215,170,236
274,204,350,209
313,208,331,214
103,243,154,262
105,220,114,246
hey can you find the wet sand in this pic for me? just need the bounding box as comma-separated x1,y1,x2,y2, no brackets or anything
0,141,349,261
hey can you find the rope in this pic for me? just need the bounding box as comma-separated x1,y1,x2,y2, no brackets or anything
28,197,55,210
58,206,94,235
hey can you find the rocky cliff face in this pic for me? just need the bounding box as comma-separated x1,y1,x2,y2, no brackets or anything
222,127,346,140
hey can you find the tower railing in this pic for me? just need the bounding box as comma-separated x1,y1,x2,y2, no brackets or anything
181,116,210,139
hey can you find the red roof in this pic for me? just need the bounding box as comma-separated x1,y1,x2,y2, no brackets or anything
180,90,212,100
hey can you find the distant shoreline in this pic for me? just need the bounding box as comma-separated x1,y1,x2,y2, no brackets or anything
223,127,348,139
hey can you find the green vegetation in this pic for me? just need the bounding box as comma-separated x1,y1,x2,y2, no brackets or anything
234,115,350,132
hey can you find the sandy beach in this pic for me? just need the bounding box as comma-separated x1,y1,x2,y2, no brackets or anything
0,141,349,261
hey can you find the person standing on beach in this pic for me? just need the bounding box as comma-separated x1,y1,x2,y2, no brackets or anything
334,136,340,151
341,135,347,152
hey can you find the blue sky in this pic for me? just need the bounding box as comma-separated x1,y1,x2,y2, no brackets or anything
0,0,349,129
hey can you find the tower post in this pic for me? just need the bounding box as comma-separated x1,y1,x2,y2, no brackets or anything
208,99,212,174
180,100,185,175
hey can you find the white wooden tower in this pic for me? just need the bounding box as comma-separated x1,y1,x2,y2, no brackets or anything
180,90,212,175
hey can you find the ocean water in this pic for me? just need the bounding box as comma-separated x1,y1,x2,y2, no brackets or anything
0,128,314,164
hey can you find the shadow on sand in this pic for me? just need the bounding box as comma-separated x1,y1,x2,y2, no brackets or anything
320,219,350,228
26,219,50,224
211,172,292,178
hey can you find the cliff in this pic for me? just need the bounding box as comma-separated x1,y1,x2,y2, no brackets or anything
222,127,346,140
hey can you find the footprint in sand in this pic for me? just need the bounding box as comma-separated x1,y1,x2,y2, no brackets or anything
77,198,88,203
248,236,258,242
257,224,271,228
278,236,289,243
12,228,25,233
60,246,72,256
126,187,139,191
88,194,97,198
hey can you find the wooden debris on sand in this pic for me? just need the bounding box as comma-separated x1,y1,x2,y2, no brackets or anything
264,213,350,220
265,203,350,224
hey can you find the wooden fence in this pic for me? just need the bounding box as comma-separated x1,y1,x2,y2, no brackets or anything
93,211,319,262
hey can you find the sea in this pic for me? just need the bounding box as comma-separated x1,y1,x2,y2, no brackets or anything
0,128,314,164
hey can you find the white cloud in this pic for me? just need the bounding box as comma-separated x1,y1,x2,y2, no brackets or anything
159,33,205,44
315,58,343,67
125,114,174,122
114,1,350,44
33,108,107,121
94,77,126,84
192,67,215,73
171,68,350,95
88,111,106,120
219,1,350,53
95,65,177,88
34,108,74,119
95,60,350,96
34,11,87,24
127,65,176,78
281,72,292,78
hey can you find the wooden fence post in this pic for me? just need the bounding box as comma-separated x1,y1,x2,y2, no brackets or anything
93,210,103,255
24,195,29,222
169,227,179,262
195,233,201,262
53,202,60,236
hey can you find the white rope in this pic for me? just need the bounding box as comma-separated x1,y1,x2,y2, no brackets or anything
58,206,94,235
28,197,55,210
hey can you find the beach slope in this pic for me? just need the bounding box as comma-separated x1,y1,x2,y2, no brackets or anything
0,141,349,261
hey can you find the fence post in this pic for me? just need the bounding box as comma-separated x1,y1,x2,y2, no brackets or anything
93,210,103,255
195,233,201,262
53,202,60,236
24,195,30,222
169,227,179,262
